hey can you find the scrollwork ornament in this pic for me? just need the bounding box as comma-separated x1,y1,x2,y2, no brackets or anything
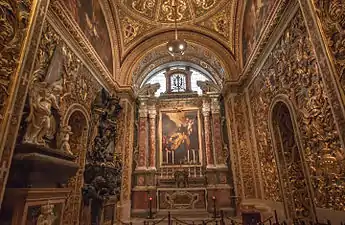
313,0,345,93
248,10,345,212
0,0,32,122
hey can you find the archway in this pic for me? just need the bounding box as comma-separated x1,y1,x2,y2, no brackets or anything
62,110,89,225
271,101,313,220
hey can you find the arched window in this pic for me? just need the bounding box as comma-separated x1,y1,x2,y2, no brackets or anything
142,66,211,96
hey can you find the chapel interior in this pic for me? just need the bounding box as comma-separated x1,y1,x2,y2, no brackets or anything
0,0,345,225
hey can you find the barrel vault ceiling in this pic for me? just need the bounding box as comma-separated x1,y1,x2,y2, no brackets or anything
109,0,241,65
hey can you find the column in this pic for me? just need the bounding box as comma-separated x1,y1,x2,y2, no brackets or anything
148,104,157,170
203,98,214,167
137,97,148,170
210,93,226,167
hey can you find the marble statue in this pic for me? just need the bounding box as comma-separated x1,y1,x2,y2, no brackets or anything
59,125,73,155
23,81,63,146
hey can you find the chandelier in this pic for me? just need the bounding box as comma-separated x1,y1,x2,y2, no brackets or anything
167,0,187,57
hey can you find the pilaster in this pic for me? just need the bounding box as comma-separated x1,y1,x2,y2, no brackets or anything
202,98,214,167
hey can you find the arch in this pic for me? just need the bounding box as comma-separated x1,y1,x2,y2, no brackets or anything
119,30,240,86
63,104,90,129
268,95,315,220
62,105,90,224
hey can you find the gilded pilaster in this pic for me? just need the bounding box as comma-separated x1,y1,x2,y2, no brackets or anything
0,0,50,206
118,96,135,222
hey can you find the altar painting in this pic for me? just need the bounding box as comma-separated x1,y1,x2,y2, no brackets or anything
161,110,201,165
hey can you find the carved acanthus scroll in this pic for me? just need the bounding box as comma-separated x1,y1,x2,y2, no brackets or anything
248,10,345,212
0,0,31,122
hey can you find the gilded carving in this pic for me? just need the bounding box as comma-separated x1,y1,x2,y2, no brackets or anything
0,0,31,123
248,10,345,211
160,0,190,22
313,0,345,93
233,95,255,198
132,0,156,18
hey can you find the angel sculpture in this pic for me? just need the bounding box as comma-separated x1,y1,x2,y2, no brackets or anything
23,81,63,146
59,125,73,155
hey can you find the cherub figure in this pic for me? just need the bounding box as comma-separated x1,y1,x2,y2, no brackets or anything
23,81,63,146
36,203,56,225
59,125,73,155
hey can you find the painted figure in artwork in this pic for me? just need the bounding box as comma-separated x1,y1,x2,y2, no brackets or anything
242,0,275,63
162,111,199,165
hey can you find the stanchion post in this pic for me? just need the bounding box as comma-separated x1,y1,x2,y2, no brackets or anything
212,196,217,218
220,210,224,225
148,197,153,219
168,212,171,225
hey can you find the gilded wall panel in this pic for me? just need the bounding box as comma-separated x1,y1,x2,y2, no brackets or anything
312,1,345,98
233,95,256,198
248,9,345,210
227,97,244,198
0,0,32,139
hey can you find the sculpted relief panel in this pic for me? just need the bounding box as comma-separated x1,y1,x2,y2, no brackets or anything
248,9,345,211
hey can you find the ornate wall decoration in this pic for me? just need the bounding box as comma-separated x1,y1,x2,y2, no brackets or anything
197,1,233,50
272,102,312,219
233,95,256,198
248,9,345,211
312,0,345,89
130,0,157,18
0,0,32,125
118,10,154,45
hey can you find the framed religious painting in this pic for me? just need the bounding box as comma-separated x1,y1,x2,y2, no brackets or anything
159,109,202,167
